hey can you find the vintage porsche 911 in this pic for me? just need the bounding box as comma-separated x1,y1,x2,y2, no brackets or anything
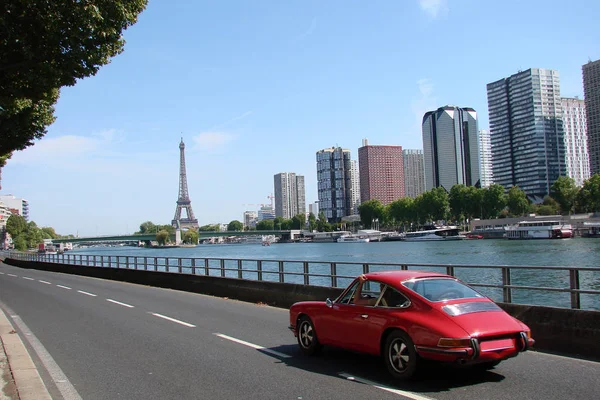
289,270,534,380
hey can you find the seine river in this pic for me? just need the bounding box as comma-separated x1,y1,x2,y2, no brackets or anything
68,239,600,310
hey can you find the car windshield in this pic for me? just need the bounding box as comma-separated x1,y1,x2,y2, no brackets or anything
402,278,484,302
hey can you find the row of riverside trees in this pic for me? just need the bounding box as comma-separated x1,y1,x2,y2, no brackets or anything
357,174,600,230
4,214,73,251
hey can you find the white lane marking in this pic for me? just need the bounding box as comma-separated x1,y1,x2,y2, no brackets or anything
56,285,72,290
23,276,35,280
340,373,435,400
77,290,97,297
0,271,4,274
531,351,600,365
1,303,83,400
150,312,196,328
39,280,52,284
106,299,134,308
7,273,17,277
214,333,291,359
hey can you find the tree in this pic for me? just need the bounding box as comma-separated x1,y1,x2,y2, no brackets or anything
550,177,578,215
482,184,506,219
291,214,306,230
507,186,529,216
198,224,219,232
307,213,317,231
6,214,27,237
156,230,170,246
227,220,243,231
1,0,148,156
182,229,199,245
138,221,157,234
577,174,600,212
256,219,274,230
387,197,414,228
420,187,450,222
40,227,58,239
449,184,468,223
358,199,385,228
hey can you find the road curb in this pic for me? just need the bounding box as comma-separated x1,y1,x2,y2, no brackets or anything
0,308,52,400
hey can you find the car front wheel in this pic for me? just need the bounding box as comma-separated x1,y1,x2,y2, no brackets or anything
384,330,418,380
297,316,322,355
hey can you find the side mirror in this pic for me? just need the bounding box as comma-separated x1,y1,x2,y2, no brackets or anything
326,298,333,308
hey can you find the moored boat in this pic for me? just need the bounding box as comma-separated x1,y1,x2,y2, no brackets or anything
505,220,573,240
401,226,466,242
336,235,370,243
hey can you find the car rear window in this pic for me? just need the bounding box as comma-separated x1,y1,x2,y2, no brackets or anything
402,278,483,302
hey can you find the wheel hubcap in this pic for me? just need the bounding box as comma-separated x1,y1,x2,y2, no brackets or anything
300,322,313,348
389,339,410,372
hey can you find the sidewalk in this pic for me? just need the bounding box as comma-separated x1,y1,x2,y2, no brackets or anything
0,308,52,400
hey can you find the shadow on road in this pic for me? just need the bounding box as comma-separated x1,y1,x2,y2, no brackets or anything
259,344,505,394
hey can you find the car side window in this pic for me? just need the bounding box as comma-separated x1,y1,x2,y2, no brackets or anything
377,285,411,308
337,280,360,304
354,280,384,306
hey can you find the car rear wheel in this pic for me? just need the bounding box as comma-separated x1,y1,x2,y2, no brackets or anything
384,330,418,380
297,316,322,355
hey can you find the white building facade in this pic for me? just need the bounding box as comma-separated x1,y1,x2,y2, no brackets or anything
402,149,425,198
0,195,29,221
243,211,258,228
478,130,494,188
561,97,590,186
350,160,361,215
274,173,306,219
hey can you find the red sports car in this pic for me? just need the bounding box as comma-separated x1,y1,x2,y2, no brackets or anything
289,270,534,380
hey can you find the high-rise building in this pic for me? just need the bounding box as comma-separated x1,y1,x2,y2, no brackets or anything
316,147,353,222
349,160,361,214
358,140,405,205
487,68,565,201
583,59,600,175
273,172,306,219
0,195,29,221
243,211,258,228
402,149,425,198
561,97,590,186
257,206,275,221
478,130,494,188
308,202,319,217
422,106,481,191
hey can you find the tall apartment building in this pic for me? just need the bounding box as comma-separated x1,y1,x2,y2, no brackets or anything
0,195,29,221
257,206,275,221
308,202,319,217
478,130,494,188
316,147,353,222
422,106,481,191
358,140,405,205
243,211,258,228
583,59,600,175
487,68,565,201
403,149,425,198
273,173,306,219
350,160,361,214
561,97,590,186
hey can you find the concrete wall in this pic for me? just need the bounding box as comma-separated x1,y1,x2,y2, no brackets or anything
4,257,599,361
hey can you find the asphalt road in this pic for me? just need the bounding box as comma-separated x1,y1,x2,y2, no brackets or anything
1,261,599,400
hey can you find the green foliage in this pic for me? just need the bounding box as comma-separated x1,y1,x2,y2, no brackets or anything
316,212,332,232
156,230,170,245
307,213,317,231
386,197,414,227
40,227,58,239
507,186,529,216
12,236,27,251
138,221,157,234
577,174,600,212
550,177,578,214
198,224,220,232
419,187,450,222
358,199,385,228
291,214,306,229
537,205,558,216
6,214,27,237
482,184,506,219
1,0,148,155
256,219,274,230
182,229,199,245
227,220,243,231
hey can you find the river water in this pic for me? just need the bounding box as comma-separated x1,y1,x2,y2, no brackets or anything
68,239,600,310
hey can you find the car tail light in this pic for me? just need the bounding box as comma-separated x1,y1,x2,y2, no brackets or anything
438,338,472,348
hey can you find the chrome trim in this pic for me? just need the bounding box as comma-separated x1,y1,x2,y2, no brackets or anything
415,346,469,355
471,338,480,360
519,332,529,352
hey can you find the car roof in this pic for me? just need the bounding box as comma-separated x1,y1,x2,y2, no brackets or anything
364,270,452,285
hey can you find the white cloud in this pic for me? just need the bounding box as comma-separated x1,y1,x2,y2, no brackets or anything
9,133,111,165
418,0,447,18
192,132,236,151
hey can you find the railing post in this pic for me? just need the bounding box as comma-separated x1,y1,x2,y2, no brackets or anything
109,256,112,268
178,258,182,274
303,262,309,285
401,264,408,270
154,257,158,271
126,256,130,269
101,255,104,267
278,261,284,283
238,259,243,279
502,267,512,303
204,259,209,275
191,258,196,275
257,260,263,281
362,263,369,275
93,255,96,267
331,263,337,287
144,257,147,271
569,269,581,309
86,255,89,266
220,259,225,277
446,266,455,277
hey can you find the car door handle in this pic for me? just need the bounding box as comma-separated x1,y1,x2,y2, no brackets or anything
360,314,369,319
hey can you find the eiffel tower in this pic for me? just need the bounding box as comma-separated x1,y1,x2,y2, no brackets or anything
172,138,199,229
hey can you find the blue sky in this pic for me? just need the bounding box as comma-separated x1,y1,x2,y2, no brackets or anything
2,0,599,236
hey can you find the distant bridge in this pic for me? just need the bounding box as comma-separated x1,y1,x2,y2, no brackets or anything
52,230,294,244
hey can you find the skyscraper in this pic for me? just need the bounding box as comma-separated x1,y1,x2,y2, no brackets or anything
316,147,353,222
583,59,600,175
478,130,494,188
0,195,29,221
358,140,405,205
403,149,425,198
273,173,306,219
561,97,590,186
422,106,481,191
349,160,361,214
487,68,565,201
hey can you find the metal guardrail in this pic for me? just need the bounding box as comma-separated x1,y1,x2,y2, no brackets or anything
2,251,600,310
